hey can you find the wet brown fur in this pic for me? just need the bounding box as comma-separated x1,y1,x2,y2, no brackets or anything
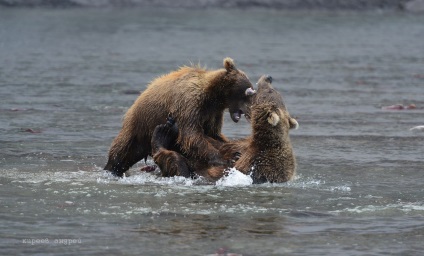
151,75,298,183
105,58,253,177
226,103,297,183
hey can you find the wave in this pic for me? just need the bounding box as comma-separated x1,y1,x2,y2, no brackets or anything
0,163,351,192
331,202,424,214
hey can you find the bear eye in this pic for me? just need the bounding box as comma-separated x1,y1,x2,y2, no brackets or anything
245,88,256,96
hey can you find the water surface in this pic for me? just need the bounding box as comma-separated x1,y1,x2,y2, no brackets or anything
1,8,424,255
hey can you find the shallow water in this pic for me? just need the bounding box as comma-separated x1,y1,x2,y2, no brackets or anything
1,7,424,256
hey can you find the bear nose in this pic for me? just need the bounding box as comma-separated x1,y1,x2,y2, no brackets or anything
245,87,256,96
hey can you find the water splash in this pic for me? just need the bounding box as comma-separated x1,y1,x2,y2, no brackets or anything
98,167,254,187
120,172,195,186
215,168,253,187
97,170,195,186
283,174,352,192
330,202,424,214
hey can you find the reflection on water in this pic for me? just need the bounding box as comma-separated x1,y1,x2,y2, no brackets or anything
1,7,424,256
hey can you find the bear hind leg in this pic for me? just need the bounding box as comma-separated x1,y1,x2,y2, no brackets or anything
151,116,179,153
152,149,192,178
152,120,191,178
105,136,150,177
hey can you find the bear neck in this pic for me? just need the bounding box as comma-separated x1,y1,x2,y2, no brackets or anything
252,123,290,149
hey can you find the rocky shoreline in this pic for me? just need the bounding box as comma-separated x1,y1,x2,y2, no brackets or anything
0,0,423,12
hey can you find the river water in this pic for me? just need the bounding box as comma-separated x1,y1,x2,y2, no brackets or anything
1,7,424,256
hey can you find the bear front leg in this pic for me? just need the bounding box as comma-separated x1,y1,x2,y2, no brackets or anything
104,134,149,177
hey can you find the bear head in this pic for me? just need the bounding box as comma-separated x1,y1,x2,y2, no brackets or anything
251,102,298,141
255,74,288,109
220,57,256,123
245,74,293,122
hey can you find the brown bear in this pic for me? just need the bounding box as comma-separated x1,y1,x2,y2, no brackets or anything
229,102,297,183
151,75,298,183
105,58,255,177
219,74,291,161
220,75,298,183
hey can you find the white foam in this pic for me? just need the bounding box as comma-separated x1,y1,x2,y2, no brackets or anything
280,175,352,193
1,165,350,194
330,202,424,214
399,202,424,211
410,125,424,132
116,171,195,186
329,185,352,192
215,168,253,187
283,175,323,189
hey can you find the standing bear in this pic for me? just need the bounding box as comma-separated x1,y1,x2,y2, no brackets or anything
220,75,298,183
105,58,256,177
151,75,298,183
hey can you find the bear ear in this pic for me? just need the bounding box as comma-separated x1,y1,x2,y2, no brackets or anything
289,117,299,130
267,111,280,126
223,57,236,71
265,75,272,84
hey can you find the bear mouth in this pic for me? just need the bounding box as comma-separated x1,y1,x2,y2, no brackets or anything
231,109,244,123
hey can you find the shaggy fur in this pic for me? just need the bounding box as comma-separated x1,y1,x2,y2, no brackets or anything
151,75,298,183
228,102,297,183
105,58,254,177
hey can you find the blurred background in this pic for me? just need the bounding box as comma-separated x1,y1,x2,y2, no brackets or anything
1,1,423,256
0,0,423,12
